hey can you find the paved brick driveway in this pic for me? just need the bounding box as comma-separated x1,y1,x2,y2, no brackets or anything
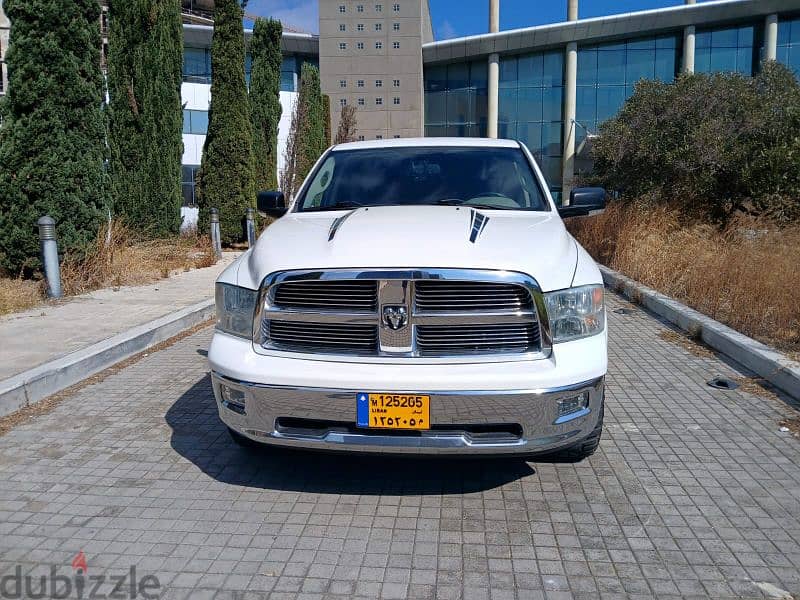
1,294,799,600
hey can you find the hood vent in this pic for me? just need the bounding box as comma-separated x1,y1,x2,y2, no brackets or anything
468,210,490,243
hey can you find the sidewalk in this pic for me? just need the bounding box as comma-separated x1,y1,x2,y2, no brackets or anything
0,253,236,382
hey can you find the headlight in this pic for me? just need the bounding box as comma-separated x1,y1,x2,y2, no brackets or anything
544,284,605,343
215,283,257,339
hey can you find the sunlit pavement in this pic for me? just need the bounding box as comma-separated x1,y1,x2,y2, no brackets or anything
0,293,799,600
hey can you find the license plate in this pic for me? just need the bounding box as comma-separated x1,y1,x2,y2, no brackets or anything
356,393,430,430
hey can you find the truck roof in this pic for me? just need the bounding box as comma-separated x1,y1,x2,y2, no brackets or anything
331,137,522,151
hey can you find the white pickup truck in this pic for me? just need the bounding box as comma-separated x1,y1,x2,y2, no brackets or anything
209,138,607,459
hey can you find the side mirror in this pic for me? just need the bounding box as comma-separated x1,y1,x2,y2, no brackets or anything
256,190,287,218
557,187,606,218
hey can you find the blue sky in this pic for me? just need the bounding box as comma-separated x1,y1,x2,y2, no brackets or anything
243,0,700,38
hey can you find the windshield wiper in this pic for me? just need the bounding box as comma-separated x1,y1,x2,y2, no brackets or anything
304,201,365,212
435,199,505,210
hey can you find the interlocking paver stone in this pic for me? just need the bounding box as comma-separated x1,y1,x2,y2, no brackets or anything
1,293,799,599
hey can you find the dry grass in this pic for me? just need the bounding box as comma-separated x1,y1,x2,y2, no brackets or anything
0,221,216,316
568,203,800,354
657,329,716,359
59,220,216,296
0,277,44,315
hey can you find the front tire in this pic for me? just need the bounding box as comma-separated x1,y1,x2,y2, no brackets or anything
548,400,604,462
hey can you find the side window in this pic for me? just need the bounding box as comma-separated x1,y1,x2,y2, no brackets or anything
305,156,336,207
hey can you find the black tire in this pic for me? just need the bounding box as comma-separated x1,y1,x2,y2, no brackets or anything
547,400,604,463
227,427,263,449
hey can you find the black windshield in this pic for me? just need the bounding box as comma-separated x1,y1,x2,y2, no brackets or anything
296,146,550,212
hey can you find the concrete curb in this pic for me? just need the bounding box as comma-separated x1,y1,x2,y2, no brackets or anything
600,265,800,401
0,299,215,418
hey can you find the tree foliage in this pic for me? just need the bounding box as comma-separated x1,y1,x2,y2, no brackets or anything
249,18,282,192
334,105,358,144
195,0,255,244
589,62,800,223
107,0,184,237
0,0,108,275
280,63,327,199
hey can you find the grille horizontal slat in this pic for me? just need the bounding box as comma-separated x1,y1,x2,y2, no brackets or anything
417,323,539,354
415,281,532,312
267,320,378,352
273,280,378,312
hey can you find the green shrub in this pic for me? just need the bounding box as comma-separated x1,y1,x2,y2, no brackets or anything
589,61,800,223
195,0,256,244
297,64,328,182
0,0,108,275
107,0,184,237
249,18,282,192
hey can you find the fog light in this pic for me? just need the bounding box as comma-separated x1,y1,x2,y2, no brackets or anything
220,384,246,415
557,392,589,418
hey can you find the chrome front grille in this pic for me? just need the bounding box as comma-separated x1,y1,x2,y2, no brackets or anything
273,280,378,312
256,270,550,359
415,281,532,312
417,323,540,354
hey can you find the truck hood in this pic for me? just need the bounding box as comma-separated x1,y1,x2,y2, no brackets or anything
240,205,577,292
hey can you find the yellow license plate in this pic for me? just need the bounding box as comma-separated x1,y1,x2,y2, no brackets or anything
356,393,430,430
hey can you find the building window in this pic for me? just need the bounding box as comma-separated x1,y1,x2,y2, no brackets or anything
392,79,400,87
393,134,401,138
339,23,346,31
357,4,364,11
357,23,364,31
393,22,400,31
375,41,383,49
339,42,347,50
393,41,400,49
576,35,678,148
358,97,365,105
393,3,400,11
376,97,383,105
358,135,365,141
375,79,383,87
357,80,365,87
778,16,800,77
183,47,212,83
393,96,400,105
182,109,209,135
340,79,347,88
182,166,201,207
695,23,757,76
375,4,382,11
339,4,346,12
340,98,347,107
375,23,382,31
357,42,365,49
376,134,383,139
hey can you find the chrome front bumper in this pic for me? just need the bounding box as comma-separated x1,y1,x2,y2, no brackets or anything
212,372,604,455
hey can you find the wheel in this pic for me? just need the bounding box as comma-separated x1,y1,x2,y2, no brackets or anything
547,399,604,463
227,427,263,449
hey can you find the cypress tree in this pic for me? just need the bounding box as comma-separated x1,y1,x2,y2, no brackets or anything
195,0,255,244
0,0,107,275
296,63,327,182
106,0,184,237
249,18,282,192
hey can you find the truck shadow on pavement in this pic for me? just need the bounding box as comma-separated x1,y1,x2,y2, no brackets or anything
166,375,535,495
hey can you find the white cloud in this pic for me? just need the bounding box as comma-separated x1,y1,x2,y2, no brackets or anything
437,19,458,40
244,0,319,34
